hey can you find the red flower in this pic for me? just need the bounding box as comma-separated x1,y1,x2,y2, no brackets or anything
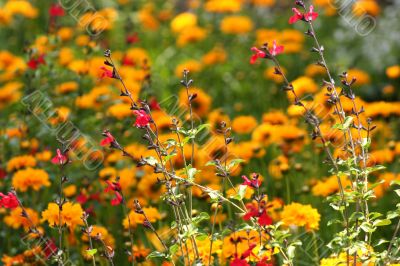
230,244,257,266
269,41,284,57
289,5,318,24
126,33,139,44
250,47,267,64
100,66,114,79
230,257,249,266
133,110,151,128
0,192,19,209
256,257,273,266
43,239,58,259
243,203,272,226
104,180,123,206
122,56,135,66
149,97,161,111
76,193,88,204
241,174,261,189
289,8,304,24
101,131,115,147
305,5,318,22
27,55,46,70
49,4,65,17
0,168,6,179
51,149,68,165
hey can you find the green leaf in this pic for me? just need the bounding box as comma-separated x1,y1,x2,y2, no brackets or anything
227,159,245,170
230,185,247,201
187,167,199,182
143,156,158,166
361,138,371,148
86,249,97,256
169,244,179,255
365,165,386,174
332,116,353,130
193,212,210,225
395,189,400,197
147,251,166,259
373,219,391,227
195,233,208,241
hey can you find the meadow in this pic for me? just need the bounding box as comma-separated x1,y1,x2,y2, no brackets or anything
0,0,400,265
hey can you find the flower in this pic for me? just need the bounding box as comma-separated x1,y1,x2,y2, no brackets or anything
243,202,272,226
4,207,39,231
242,173,261,188
100,66,114,79
133,110,151,128
123,207,161,228
49,4,65,17
289,6,318,24
7,155,36,172
250,47,266,64
281,202,320,230
12,168,51,192
104,180,123,206
0,192,19,209
51,149,68,165
101,130,116,147
27,54,45,69
220,16,253,35
41,202,84,229
269,41,284,56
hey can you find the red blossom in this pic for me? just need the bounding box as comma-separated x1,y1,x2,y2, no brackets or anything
241,174,261,189
270,41,284,57
27,55,46,70
122,56,135,66
76,193,88,204
250,47,267,64
110,191,123,206
104,180,123,206
0,168,6,179
230,257,249,266
100,66,114,79
51,149,68,165
305,5,319,22
43,239,58,259
289,8,304,24
49,4,65,17
243,203,272,226
0,192,19,209
126,33,139,44
133,110,151,128
101,131,116,147
149,97,161,110
256,257,273,266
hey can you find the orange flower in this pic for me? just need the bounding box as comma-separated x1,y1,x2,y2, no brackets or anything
41,202,84,229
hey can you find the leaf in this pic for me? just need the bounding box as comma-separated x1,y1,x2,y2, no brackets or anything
365,165,386,174
360,222,375,233
390,180,400,186
227,159,245,170
373,219,391,227
86,249,97,256
361,138,371,148
374,239,389,247
395,189,400,197
187,167,199,182
195,233,208,241
169,244,179,255
230,185,247,201
193,212,210,225
147,251,166,259
143,156,158,166
332,116,353,130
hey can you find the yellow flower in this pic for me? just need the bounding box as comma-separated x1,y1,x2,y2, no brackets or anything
123,207,161,228
35,150,52,162
311,175,351,197
175,60,203,77
107,103,132,120
7,155,36,172
170,12,197,33
138,5,159,30
220,16,253,35
264,66,286,83
82,225,115,247
232,116,258,134
63,185,77,198
4,207,39,231
57,27,74,42
353,0,380,16
205,0,242,13
58,47,74,66
0,82,22,109
268,155,289,179
56,81,78,94
179,87,212,117
12,168,50,192
252,124,275,146
288,76,318,100
386,65,400,79
347,68,371,86
41,202,84,229
202,46,227,65
68,60,89,75
281,202,320,230
4,0,38,19
251,0,275,7
177,26,207,47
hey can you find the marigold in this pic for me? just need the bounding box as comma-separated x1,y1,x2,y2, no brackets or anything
123,207,161,228
7,155,36,172
232,116,258,134
170,12,197,33
177,26,207,47
4,207,39,231
41,202,84,229
281,202,320,230
12,168,50,192
179,87,211,117
386,65,400,79
220,16,253,35
205,0,242,13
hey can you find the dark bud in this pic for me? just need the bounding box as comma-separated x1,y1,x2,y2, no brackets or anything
339,72,348,79
104,49,111,57
220,121,226,129
61,176,68,184
189,93,197,101
120,90,129,96
283,84,293,91
136,158,146,167
225,137,234,145
311,47,319,53
305,29,314,37
274,67,282,75
187,79,193,87
295,0,305,7
349,77,357,86
104,60,113,67
143,220,152,229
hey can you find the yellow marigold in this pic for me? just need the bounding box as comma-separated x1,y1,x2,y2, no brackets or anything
264,66,286,83
251,0,275,7
4,207,39,231
7,155,36,172
177,26,207,47
252,124,275,146
262,110,289,125
386,65,400,79
68,60,89,75
232,115,258,134
123,207,161,228
353,0,380,16
138,5,159,30
347,68,370,86
175,60,203,77
99,167,118,180
170,12,197,33
0,9,12,25
12,168,50,192
63,185,77,198
1,254,24,266
305,64,326,77
311,175,352,197
0,82,22,109
57,27,74,42
125,48,150,66
107,103,132,120
4,0,38,19
365,101,400,118
58,47,74,66
202,46,227,65
268,155,289,179
82,225,115,247
35,150,52,162
179,87,211,117
56,81,78,94
41,202,84,229
205,0,242,13
288,76,318,100
220,16,253,35
118,167,137,194
281,202,320,230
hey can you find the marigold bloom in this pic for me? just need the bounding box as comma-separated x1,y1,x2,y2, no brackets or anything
232,116,258,134
7,155,36,172
123,207,161,228
12,168,50,192
220,16,253,35
281,202,320,230
4,207,39,231
41,202,84,229
386,65,400,79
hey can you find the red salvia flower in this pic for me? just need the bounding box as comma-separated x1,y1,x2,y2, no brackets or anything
126,33,139,44
243,203,273,226
289,8,304,24
104,180,123,206
43,239,58,259
0,192,19,209
250,47,267,64
27,55,46,70
122,56,135,66
305,5,319,22
101,130,116,147
0,168,6,179
230,257,249,266
242,173,261,188
110,192,123,206
133,110,151,128
51,149,68,165
256,257,273,266
100,66,114,79
149,97,161,111
269,40,284,56
49,4,65,17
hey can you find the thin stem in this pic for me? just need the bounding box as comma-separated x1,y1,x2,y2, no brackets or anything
120,192,135,266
